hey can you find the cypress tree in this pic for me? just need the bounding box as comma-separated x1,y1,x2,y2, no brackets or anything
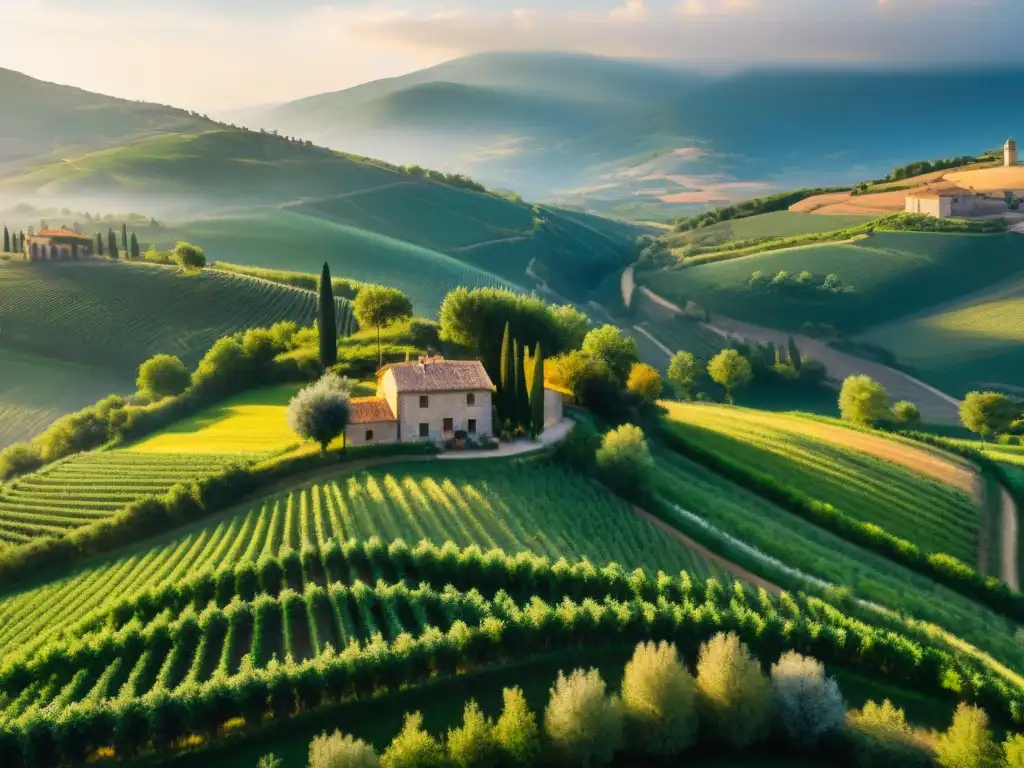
499,322,513,424
3,226,9,253
317,262,338,367
95,233,104,256
529,343,545,436
129,232,140,259
787,336,802,371
121,223,128,250
108,230,118,259
514,342,529,429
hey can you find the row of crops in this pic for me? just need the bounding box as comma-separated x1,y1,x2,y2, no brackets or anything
662,404,980,562
0,462,718,657
0,540,1021,766
0,262,356,369
0,452,246,545
651,448,1024,676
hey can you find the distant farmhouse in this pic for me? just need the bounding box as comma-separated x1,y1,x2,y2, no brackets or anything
344,355,564,447
24,229,93,260
905,139,1023,219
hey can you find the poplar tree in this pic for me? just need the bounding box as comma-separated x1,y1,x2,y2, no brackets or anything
121,223,128,250
129,232,140,259
108,230,118,259
529,343,545,435
317,262,338,367
3,226,9,253
95,233,104,256
499,322,513,424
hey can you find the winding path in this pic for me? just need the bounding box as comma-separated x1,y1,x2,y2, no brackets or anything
1001,485,1020,590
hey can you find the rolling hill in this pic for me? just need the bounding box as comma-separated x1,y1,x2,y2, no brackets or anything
0,67,212,173
243,53,1024,214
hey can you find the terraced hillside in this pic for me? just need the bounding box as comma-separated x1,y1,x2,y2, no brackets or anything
639,231,1023,334
0,453,247,547
857,272,1024,396
0,350,131,449
661,403,980,562
662,211,876,254
0,261,356,369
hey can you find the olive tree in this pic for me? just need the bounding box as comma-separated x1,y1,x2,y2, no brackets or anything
770,652,846,748
838,375,890,427
287,372,352,454
707,349,753,404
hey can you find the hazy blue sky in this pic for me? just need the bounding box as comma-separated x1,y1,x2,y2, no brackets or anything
2,0,1019,111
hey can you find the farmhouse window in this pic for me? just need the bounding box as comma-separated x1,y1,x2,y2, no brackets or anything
365,430,374,441
468,419,477,435
443,418,454,434
420,395,429,408
419,423,429,438
467,393,475,406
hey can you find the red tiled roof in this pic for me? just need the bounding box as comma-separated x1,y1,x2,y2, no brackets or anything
348,397,396,425
380,357,494,393
34,229,92,240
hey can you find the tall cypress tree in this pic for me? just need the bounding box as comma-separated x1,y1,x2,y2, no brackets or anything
121,223,128,250
129,232,140,259
108,230,118,259
529,343,545,436
318,262,338,367
514,342,529,429
499,322,512,424
95,233,104,256
787,335,802,371
3,226,9,253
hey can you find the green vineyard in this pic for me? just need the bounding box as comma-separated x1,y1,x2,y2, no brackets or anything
0,537,1020,767
0,261,356,369
0,452,247,546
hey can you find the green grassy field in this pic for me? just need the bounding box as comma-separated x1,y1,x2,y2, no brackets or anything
0,260,355,369
857,272,1024,396
0,452,248,546
0,349,131,449
640,231,1023,334
663,211,876,252
127,384,303,455
651,449,1024,674
162,210,519,317
662,403,980,562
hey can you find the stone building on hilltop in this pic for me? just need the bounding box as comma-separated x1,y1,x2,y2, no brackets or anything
24,229,93,260
1005,138,1018,167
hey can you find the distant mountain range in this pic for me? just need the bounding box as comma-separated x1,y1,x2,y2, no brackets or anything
232,52,1024,219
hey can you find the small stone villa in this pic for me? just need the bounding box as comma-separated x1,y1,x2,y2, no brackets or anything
345,356,564,447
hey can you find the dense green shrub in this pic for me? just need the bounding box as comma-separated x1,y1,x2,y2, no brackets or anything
846,700,936,767
839,375,890,426
380,713,447,768
446,700,499,768
308,731,380,768
544,669,623,767
935,703,1001,768
136,354,191,400
891,401,922,427
695,633,772,750
595,425,653,500
626,363,663,404
493,687,540,767
770,651,845,748
620,641,698,757
582,326,640,386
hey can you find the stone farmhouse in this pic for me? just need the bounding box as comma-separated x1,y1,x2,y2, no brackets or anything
904,138,1023,219
24,229,94,260
344,355,564,447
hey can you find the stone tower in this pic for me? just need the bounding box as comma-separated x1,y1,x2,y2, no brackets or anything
1005,138,1018,167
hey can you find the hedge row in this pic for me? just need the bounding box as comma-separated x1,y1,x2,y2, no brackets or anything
0,574,1019,767
0,442,437,589
657,424,1024,623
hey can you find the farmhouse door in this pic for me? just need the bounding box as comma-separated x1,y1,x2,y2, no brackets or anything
443,418,454,434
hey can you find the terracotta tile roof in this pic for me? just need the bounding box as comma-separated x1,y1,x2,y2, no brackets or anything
34,229,92,240
905,182,970,199
348,397,396,424
381,357,494,393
